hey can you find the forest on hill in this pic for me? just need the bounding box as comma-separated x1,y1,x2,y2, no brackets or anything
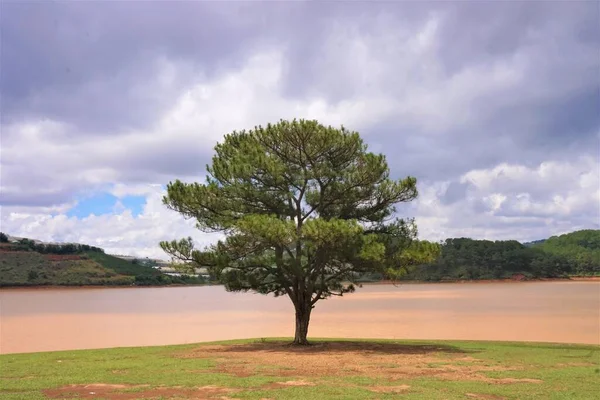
401,229,599,282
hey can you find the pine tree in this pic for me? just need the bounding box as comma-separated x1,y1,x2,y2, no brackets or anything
160,119,439,345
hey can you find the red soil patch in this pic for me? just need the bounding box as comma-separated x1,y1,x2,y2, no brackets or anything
45,254,82,261
569,276,600,281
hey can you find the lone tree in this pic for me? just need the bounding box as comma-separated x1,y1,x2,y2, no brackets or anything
160,119,439,345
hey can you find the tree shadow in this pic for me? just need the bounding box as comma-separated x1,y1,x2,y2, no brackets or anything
211,339,475,355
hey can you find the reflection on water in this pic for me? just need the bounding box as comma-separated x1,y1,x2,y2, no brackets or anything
1,281,598,354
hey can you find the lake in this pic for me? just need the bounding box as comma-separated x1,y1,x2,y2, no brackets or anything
1,281,598,354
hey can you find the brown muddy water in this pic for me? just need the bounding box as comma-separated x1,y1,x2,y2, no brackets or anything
0,281,598,354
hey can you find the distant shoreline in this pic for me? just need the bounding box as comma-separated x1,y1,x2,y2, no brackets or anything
0,283,217,291
362,276,600,285
2,276,598,291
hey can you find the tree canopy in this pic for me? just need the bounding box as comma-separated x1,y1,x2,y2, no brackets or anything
534,230,600,275
160,119,439,344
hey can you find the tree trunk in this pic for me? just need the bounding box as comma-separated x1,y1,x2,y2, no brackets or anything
293,302,311,345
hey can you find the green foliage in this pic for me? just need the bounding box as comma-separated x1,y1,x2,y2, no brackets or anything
27,270,39,281
404,230,600,282
0,232,8,243
534,230,600,275
160,119,439,343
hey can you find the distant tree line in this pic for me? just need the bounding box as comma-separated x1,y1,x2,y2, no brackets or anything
403,230,599,281
0,234,105,254
132,273,207,286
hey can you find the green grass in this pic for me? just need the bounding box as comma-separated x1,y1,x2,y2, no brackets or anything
1,338,598,399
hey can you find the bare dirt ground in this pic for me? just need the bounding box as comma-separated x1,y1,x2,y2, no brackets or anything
179,341,529,383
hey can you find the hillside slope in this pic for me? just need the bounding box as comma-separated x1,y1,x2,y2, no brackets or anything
0,241,204,287
0,245,134,287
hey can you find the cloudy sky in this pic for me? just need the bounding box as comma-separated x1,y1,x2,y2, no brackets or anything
1,1,598,258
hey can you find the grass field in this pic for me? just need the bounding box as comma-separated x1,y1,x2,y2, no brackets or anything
1,339,598,399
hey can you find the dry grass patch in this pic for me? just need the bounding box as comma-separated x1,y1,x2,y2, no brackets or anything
272,380,315,387
43,383,240,399
489,378,543,384
367,384,410,393
261,380,317,390
466,394,507,400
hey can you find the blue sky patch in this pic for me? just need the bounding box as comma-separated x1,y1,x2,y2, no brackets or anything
119,195,145,217
67,193,146,218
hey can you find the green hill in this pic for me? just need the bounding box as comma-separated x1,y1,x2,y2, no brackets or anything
0,236,205,287
402,230,600,282
532,229,600,275
0,246,135,287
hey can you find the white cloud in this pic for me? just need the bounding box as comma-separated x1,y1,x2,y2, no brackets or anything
415,157,599,242
109,183,164,199
0,185,223,259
